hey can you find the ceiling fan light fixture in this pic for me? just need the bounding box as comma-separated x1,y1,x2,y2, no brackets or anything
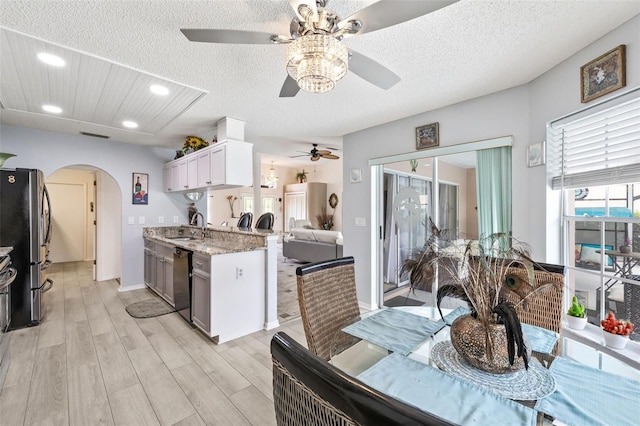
286,34,347,94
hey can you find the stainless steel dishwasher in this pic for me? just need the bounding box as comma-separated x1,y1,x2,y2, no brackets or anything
173,247,192,323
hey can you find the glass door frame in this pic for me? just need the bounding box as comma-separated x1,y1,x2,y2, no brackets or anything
370,136,513,309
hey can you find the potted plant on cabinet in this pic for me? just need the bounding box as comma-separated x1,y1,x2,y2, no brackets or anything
295,170,307,183
566,295,587,330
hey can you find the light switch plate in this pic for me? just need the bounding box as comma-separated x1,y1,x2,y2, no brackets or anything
128,216,134,225
355,217,366,226
139,216,145,225
173,216,179,224
158,216,164,224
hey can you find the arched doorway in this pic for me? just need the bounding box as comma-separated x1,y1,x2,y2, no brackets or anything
46,165,122,281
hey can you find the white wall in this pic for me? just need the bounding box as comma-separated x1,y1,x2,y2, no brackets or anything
0,125,192,290
343,15,640,307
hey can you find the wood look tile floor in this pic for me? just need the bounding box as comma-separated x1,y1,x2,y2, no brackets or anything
0,260,308,426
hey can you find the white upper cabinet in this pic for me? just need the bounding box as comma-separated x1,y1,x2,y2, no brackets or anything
163,140,253,192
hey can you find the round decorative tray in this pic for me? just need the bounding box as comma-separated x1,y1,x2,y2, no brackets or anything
431,341,556,401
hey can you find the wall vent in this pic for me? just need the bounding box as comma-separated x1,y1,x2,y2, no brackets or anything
80,131,110,139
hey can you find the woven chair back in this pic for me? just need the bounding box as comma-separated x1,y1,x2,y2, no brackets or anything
296,257,360,360
271,332,454,426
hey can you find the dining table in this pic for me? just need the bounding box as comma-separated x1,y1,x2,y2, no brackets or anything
329,305,640,426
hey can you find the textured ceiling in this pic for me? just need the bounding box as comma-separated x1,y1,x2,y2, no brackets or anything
1,0,639,165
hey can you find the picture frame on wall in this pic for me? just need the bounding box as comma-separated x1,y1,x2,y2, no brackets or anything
132,172,148,205
527,142,545,168
416,122,439,150
580,44,626,103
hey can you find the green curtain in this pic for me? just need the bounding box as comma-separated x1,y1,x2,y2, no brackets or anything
476,147,512,245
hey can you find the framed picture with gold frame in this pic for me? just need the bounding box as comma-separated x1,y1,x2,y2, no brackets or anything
580,45,626,103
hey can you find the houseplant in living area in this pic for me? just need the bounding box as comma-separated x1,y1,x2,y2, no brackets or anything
402,225,552,374
601,311,633,349
566,295,587,330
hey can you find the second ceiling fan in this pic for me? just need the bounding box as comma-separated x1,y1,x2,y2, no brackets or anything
181,0,457,97
292,144,340,161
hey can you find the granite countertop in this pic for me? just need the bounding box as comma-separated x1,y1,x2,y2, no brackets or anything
0,247,13,257
145,234,266,256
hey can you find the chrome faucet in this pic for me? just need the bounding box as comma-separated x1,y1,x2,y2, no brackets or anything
190,212,206,237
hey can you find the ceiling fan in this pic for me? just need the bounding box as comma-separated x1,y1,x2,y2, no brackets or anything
292,144,340,161
181,0,457,97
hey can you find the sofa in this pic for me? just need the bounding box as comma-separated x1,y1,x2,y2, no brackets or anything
283,224,343,263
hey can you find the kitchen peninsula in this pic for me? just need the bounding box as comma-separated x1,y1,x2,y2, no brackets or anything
143,225,278,343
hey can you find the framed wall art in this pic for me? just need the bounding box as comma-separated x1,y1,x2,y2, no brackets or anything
416,122,439,150
580,45,626,103
132,172,149,205
527,142,545,168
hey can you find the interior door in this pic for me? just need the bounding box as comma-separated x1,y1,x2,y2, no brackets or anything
47,182,86,263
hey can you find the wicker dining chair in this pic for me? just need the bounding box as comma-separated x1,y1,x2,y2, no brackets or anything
500,262,565,358
295,256,360,361
271,332,453,426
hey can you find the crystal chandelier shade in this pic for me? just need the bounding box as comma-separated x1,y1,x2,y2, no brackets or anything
286,34,348,93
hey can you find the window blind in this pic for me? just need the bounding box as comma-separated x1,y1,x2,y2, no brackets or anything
549,92,640,190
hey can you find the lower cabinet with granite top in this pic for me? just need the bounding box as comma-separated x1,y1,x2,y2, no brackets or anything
143,238,174,306
191,250,265,344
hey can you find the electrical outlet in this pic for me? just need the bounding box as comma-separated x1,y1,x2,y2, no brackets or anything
173,216,179,224
158,216,164,224
236,267,244,279
355,217,366,226
128,216,134,225
139,216,145,224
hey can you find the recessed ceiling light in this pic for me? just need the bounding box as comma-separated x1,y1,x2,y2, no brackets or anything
42,105,62,114
150,85,169,96
37,52,65,67
122,120,138,129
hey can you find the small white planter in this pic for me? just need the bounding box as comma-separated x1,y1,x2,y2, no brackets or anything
602,330,630,349
566,315,587,330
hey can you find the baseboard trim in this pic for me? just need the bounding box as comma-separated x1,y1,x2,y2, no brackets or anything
264,320,280,330
118,283,146,292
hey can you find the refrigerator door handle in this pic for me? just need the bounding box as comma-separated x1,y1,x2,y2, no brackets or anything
43,185,52,246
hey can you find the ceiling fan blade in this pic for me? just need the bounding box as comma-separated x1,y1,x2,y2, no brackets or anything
316,150,331,155
279,75,301,97
321,154,340,160
310,155,321,162
349,50,400,90
181,29,281,44
290,154,309,158
288,0,319,22
338,0,458,36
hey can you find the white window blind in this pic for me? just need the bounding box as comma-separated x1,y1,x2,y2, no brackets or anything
549,92,640,190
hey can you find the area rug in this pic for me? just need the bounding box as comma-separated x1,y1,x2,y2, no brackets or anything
125,299,175,318
384,295,425,307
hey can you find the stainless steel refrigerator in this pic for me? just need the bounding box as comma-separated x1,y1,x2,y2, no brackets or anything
0,168,53,330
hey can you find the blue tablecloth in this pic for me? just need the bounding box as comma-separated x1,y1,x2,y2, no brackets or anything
535,357,640,426
358,353,538,426
342,308,445,355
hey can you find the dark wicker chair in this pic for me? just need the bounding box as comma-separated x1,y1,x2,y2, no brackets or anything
236,212,253,228
255,212,274,230
271,332,453,426
296,257,360,360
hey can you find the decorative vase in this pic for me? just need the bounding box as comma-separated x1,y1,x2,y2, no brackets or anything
567,315,588,330
0,152,16,167
620,245,631,254
602,330,629,349
449,314,531,374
